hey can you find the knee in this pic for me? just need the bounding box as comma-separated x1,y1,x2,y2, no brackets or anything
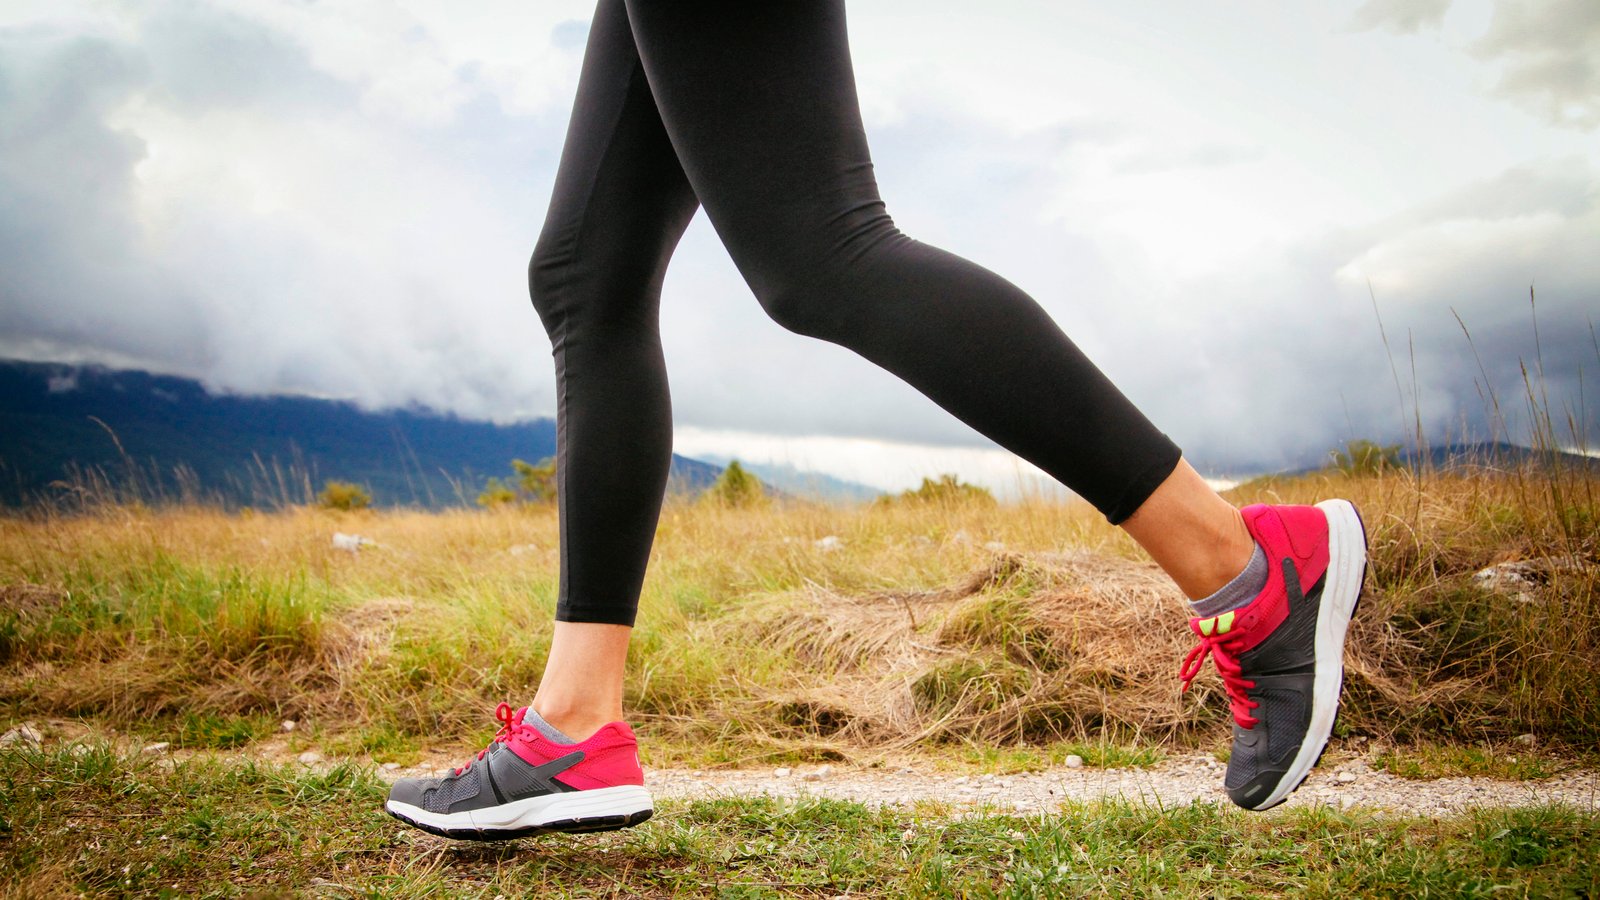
527,232,568,335
752,278,838,337
750,268,854,341
728,212,901,341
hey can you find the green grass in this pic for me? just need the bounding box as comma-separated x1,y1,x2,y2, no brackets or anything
1,744,1595,898
1372,743,1568,781
322,723,426,767
162,712,276,751
956,741,1165,773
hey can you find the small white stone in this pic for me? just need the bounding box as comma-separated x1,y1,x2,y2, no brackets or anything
141,742,171,755
382,762,401,771
814,535,843,551
953,775,969,784
1064,755,1085,769
1514,733,1537,746
280,720,297,733
1337,772,1357,784
0,724,42,747
297,750,323,764
774,767,792,778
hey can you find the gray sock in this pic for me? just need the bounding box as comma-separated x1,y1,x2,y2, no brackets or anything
1189,543,1268,617
523,707,578,745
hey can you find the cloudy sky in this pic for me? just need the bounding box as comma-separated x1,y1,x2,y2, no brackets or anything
2,0,1596,494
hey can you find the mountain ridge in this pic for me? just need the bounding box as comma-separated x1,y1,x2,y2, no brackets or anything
0,360,728,508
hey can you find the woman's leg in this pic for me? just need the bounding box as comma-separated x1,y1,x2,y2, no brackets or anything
622,0,1187,528
385,0,693,841
526,0,698,735
621,1,1365,813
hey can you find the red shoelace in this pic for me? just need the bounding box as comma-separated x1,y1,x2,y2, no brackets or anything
453,702,530,776
1179,634,1261,729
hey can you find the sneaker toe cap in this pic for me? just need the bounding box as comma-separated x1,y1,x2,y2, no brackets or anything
386,777,432,808
1225,770,1289,810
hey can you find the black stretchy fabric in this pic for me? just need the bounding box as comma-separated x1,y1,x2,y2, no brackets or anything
529,0,1182,626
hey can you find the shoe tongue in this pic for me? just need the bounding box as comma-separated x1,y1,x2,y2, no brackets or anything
510,706,530,725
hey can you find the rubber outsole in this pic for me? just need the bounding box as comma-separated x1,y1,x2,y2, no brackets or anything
385,805,654,842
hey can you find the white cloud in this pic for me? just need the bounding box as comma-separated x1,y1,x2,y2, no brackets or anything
1473,0,1600,129
672,426,1071,501
1349,0,1454,34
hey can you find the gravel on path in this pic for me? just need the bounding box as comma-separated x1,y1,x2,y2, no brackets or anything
17,720,1595,817
639,754,1600,817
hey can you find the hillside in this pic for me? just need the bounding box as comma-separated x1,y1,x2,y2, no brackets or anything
0,360,722,508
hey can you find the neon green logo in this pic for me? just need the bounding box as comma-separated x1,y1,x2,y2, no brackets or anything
1198,611,1236,636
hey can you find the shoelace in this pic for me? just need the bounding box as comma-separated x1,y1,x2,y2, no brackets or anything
1179,632,1260,729
453,702,530,776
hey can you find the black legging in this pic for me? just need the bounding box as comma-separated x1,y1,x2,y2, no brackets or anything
529,0,1182,626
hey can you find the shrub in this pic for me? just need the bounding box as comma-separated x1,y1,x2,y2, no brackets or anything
881,473,996,506
477,458,557,507
703,459,766,507
1331,439,1402,476
476,477,517,508
317,480,371,511
511,458,557,502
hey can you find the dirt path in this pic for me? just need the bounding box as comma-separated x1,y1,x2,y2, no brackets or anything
16,720,1597,817
637,754,1600,817
350,738,1599,817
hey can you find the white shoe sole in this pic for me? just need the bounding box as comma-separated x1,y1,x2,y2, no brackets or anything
386,784,654,840
1250,498,1367,810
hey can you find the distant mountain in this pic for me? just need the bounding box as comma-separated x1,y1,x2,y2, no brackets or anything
1404,441,1600,473
0,360,723,508
696,455,882,503
1278,441,1600,478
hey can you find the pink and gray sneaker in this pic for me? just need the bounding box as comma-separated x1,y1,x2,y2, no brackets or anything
385,703,653,840
1180,500,1368,811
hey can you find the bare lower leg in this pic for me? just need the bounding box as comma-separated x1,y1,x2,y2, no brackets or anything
1121,458,1255,600
532,621,631,742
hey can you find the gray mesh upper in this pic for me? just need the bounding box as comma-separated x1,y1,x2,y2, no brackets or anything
421,766,482,814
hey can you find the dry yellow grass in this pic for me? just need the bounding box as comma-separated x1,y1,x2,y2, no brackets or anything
1,465,1595,766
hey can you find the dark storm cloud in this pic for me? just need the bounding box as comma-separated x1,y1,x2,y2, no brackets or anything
0,27,208,369
0,4,563,421
1169,157,1600,472
0,6,352,379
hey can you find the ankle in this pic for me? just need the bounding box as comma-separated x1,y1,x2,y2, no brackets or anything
530,700,622,743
